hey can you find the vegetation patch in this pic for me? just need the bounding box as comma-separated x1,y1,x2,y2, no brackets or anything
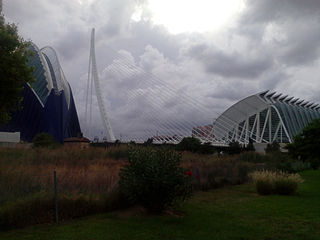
119,148,192,213
1,170,319,240
250,170,304,195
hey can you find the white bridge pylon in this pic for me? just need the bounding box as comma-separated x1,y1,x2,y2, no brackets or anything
85,28,115,142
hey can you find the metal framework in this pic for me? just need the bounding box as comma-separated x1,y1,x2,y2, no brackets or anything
85,28,115,141
212,91,320,144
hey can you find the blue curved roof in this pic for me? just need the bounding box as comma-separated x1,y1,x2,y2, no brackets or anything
0,43,81,143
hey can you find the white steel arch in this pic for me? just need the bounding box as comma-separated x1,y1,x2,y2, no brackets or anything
212,91,320,144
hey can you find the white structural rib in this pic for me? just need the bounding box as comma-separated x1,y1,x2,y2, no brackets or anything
89,28,115,141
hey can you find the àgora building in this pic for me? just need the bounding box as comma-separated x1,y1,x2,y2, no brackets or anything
0,44,81,143
213,91,320,144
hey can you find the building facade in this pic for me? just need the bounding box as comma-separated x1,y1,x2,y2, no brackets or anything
213,91,320,144
0,43,81,143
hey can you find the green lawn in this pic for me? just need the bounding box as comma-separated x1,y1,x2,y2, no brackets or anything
1,170,320,240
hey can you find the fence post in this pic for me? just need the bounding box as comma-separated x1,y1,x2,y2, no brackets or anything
53,170,59,223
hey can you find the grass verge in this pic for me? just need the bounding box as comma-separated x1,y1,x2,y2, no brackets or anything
1,170,319,240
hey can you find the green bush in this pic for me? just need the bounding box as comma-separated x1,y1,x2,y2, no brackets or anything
177,138,216,154
237,152,267,163
228,141,242,155
198,142,216,154
265,141,280,153
287,119,320,167
33,133,59,148
177,137,201,153
119,148,192,213
274,179,298,195
309,158,320,170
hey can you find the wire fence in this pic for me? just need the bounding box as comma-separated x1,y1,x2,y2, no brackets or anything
0,169,121,227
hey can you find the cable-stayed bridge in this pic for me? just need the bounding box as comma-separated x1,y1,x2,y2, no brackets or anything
83,29,261,147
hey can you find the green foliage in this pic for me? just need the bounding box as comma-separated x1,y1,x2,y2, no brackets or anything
246,138,255,151
119,148,192,213
177,137,201,153
228,141,242,155
143,138,153,145
33,133,58,148
287,119,320,169
104,146,129,160
236,151,310,173
0,16,34,124
191,159,254,191
198,142,216,154
237,151,267,163
176,137,216,154
265,141,280,153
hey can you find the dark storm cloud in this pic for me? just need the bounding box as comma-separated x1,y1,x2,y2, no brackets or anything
188,44,273,79
240,0,320,66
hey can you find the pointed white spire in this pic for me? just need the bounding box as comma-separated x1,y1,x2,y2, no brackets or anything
85,28,115,142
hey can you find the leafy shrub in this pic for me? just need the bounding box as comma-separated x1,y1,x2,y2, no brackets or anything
245,138,255,152
177,138,216,154
177,137,202,153
33,133,59,148
237,151,309,173
309,158,320,170
228,141,242,155
250,170,304,195
104,145,129,160
198,142,216,154
287,119,320,163
265,141,280,153
119,147,192,213
183,156,255,191
237,152,267,163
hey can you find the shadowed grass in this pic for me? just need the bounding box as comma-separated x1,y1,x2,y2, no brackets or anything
1,170,319,240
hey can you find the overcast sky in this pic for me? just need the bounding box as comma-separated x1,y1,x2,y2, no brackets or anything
3,0,320,140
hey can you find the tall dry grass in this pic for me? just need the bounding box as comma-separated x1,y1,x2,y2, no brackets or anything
0,146,129,229
250,170,304,195
0,146,127,203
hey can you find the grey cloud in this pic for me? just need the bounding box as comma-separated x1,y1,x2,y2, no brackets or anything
242,0,320,24
259,70,289,90
89,0,139,38
188,44,273,79
239,0,320,66
279,20,320,66
54,27,89,60
104,20,182,60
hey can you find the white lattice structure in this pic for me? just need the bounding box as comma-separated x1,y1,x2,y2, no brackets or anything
213,91,320,144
